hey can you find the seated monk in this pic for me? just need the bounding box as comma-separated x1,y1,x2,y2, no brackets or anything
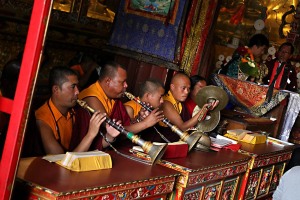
78,61,164,146
158,73,206,142
35,66,120,154
124,79,165,142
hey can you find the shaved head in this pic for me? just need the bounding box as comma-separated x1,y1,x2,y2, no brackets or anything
171,73,190,85
170,73,190,102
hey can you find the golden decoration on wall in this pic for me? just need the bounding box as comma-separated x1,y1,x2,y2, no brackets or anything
87,0,116,23
214,0,296,46
53,0,74,13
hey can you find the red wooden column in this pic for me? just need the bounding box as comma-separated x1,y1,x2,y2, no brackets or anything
0,0,52,199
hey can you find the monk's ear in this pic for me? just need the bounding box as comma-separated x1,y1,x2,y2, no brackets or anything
170,83,175,90
104,77,111,85
145,92,151,99
52,85,59,94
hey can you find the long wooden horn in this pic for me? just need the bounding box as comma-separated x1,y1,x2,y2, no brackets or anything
76,99,167,164
124,92,201,151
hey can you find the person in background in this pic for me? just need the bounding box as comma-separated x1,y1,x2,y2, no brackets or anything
35,66,120,154
184,75,207,118
0,59,21,157
262,42,297,92
220,33,269,81
78,61,164,146
273,166,300,200
124,79,165,141
69,52,100,89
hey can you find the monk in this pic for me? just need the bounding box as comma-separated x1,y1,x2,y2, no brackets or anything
78,61,164,145
156,73,207,142
124,79,165,141
35,66,120,154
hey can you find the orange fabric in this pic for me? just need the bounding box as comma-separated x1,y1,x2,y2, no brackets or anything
124,99,142,118
160,91,182,127
35,98,74,150
79,81,115,115
163,91,182,113
70,64,84,76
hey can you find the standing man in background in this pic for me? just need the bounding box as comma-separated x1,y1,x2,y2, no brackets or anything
263,42,297,92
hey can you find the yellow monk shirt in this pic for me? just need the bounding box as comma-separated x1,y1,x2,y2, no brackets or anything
35,98,74,150
124,99,142,118
79,81,114,115
164,90,182,113
159,91,183,127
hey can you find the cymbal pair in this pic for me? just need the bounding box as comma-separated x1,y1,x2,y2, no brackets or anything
194,86,229,133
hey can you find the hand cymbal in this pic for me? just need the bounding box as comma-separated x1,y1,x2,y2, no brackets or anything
195,86,229,112
195,111,220,132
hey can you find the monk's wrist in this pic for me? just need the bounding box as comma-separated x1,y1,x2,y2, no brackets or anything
105,134,116,143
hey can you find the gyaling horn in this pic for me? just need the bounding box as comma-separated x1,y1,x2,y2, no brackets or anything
76,99,167,164
124,92,201,151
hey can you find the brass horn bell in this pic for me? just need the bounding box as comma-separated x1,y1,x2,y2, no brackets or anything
195,85,229,112
195,132,211,152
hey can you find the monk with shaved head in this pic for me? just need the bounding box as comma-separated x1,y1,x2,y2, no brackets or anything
157,73,204,142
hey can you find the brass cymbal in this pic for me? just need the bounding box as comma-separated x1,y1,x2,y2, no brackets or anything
195,85,229,112
195,111,220,132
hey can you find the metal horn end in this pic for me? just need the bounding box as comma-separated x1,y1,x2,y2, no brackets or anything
147,143,168,164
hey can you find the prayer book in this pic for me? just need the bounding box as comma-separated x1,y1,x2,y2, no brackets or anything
224,129,252,141
44,150,112,172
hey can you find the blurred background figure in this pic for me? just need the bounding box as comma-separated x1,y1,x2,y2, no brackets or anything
69,52,101,89
184,75,207,118
0,59,21,157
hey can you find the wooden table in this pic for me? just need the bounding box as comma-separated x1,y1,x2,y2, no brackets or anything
238,142,294,200
158,149,251,200
13,150,180,199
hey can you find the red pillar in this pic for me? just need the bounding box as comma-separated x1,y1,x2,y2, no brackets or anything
0,0,52,199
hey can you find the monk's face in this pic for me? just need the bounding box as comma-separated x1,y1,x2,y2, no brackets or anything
108,67,128,98
54,75,79,108
146,87,165,108
171,75,190,102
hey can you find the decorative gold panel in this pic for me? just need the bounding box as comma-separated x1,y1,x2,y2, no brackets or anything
53,0,74,13
87,0,115,23
214,0,297,47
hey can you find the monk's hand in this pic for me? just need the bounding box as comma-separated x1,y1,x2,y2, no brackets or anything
138,106,150,121
106,119,121,138
143,108,164,127
88,111,106,138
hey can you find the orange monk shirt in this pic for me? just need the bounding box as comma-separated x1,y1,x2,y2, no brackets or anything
79,81,114,115
35,98,74,150
159,90,182,127
124,99,142,118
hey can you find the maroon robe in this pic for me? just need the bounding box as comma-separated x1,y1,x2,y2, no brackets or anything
69,100,131,151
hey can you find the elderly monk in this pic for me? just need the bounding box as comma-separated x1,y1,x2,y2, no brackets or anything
78,61,164,145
